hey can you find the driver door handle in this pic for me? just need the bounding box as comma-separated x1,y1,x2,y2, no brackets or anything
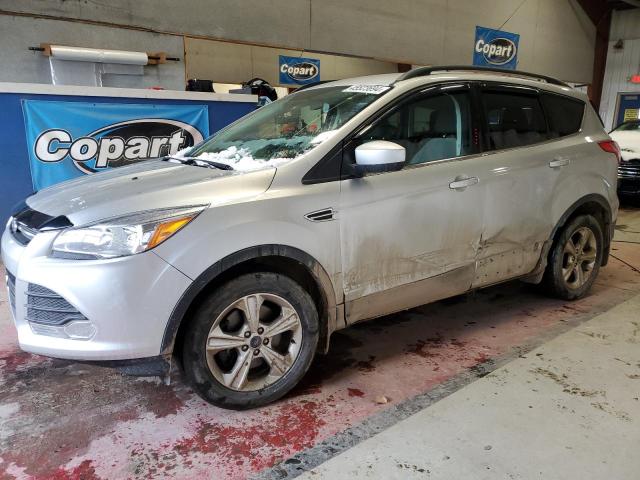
449,176,479,190
549,157,570,168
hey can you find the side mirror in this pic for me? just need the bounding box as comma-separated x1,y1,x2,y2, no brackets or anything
354,141,405,175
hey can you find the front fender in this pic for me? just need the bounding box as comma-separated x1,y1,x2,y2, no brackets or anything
153,195,342,355
153,201,341,293
158,244,339,355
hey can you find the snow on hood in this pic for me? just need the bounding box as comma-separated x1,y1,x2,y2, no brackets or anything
180,130,339,172
196,146,293,171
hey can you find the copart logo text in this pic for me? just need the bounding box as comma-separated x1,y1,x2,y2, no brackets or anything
280,61,319,82
474,37,517,66
34,118,204,174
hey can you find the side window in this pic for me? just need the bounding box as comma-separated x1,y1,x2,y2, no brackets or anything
541,93,585,138
482,90,548,150
358,91,473,166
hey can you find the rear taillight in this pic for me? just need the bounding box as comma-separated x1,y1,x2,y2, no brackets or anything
598,140,621,164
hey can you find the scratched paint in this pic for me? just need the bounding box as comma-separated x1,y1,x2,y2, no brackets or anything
1,254,639,479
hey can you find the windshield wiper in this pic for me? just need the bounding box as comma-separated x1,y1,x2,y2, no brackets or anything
165,156,234,171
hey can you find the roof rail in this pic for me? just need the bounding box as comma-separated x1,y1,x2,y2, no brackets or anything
395,65,569,87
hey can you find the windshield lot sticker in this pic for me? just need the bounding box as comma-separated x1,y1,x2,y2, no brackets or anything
342,85,391,95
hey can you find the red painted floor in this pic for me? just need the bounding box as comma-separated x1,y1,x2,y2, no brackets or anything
1,251,639,479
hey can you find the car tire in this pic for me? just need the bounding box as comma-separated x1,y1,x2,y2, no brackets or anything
181,272,319,409
542,214,604,300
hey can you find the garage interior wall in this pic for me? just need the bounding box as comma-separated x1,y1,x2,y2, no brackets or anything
600,8,640,131
184,39,398,86
0,15,185,90
0,0,596,86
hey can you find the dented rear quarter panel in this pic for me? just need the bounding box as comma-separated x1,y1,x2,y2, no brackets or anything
471,138,581,288
473,101,617,288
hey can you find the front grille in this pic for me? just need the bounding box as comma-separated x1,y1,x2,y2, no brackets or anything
25,283,86,326
618,161,640,179
28,294,73,310
6,271,16,316
11,221,37,245
8,207,73,246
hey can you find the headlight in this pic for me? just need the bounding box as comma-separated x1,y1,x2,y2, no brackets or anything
51,206,206,259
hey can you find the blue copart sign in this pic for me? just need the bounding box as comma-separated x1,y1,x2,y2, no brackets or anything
22,100,209,190
473,26,520,70
279,55,320,86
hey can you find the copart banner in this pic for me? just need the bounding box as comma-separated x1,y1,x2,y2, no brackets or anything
22,100,209,190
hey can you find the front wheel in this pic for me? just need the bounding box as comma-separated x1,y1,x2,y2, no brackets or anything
181,272,319,409
542,214,603,300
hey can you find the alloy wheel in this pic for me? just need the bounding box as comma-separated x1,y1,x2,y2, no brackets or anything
561,226,598,290
205,293,303,392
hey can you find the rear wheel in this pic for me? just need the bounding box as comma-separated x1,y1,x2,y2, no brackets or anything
182,272,319,409
542,214,603,300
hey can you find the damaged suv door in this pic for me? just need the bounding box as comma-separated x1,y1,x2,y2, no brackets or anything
471,85,583,288
339,84,485,323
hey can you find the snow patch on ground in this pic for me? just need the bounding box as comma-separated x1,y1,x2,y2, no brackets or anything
0,402,19,419
0,402,20,438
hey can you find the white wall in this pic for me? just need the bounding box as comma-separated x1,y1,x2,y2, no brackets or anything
311,0,595,82
0,15,185,90
0,0,597,83
184,38,398,87
600,9,640,131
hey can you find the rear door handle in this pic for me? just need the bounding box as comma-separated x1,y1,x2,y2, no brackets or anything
549,158,569,168
449,176,479,190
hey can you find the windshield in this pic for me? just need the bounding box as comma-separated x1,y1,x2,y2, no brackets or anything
613,121,640,132
186,85,391,171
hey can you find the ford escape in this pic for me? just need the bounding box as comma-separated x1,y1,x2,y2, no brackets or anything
2,66,620,409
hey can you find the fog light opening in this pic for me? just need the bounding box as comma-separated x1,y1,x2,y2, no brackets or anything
63,321,97,340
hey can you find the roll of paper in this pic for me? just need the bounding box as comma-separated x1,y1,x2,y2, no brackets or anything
49,45,148,65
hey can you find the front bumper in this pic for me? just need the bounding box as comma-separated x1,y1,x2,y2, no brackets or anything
618,161,640,196
1,227,192,361
618,177,640,196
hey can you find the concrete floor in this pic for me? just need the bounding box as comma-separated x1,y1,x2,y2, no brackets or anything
300,283,640,480
1,206,639,479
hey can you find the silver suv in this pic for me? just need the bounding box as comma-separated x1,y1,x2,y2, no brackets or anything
2,66,620,409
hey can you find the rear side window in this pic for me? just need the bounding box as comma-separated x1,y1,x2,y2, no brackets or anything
482,90,548,150
541,93,584,138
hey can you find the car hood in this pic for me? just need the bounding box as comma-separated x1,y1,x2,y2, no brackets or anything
26,159,276,226
610,131,640,161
